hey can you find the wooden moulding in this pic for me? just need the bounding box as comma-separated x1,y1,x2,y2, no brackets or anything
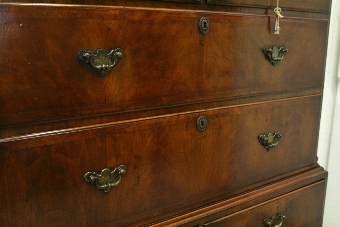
151,167,327,226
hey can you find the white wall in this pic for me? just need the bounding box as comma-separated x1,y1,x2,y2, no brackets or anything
318,0,340,226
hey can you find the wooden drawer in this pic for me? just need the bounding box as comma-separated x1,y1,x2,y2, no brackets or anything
207,0,331,13
0,5,328,127
0,95,321,226
202,180,326,227
202,13,328,101
0,5,204,126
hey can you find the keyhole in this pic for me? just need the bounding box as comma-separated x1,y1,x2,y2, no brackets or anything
199,17,209,35
197,116,208,132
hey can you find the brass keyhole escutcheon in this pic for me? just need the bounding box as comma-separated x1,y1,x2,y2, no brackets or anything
197,116,208,132
199,17,209,35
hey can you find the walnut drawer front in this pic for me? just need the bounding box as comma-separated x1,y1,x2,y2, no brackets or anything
0,95,321,226
202,180,326,227
0,5,328,127
0,5,203,126
202,14,328,101
207,0,331,13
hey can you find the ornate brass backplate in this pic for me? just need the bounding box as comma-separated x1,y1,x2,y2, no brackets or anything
263,212,286,227
78,48,123,76
258,131,282,151
84,165,126,193
263,46,288,66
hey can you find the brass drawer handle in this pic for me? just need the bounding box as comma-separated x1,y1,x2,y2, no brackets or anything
263,212,286,227
78,48,123,76
84,165,126,193
258,131,282,151
263,46,288,66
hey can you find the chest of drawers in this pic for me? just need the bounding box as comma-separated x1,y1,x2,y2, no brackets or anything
0,1,330,226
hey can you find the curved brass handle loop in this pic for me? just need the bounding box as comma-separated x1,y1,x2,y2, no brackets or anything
263,46,287,66
78,48,123,76
258,131,282,151
84,165,126,193
263,212,286,227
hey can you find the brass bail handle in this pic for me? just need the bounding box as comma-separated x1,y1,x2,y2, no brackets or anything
84,165,126,193
258,131,282,151
78,48,123,76
263,46,288,66
263,212,286,227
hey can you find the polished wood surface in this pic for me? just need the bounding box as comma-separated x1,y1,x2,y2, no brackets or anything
0,5,328,128
151,167,327,226
207,0,331,13
0,0,329,226
203,14,327,101
203,180,326,227
0,95,322,226
0,1,331,20
0,5,203,126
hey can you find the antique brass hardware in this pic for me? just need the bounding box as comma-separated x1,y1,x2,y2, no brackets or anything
274,0,284,34
199,17,209,35
197,115,208,132
263,212,286,227
78,48,123,76
263,46,288,66
84,165,126,193
258,131,282,151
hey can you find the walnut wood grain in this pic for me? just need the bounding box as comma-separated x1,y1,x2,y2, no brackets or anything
202,14,327,102
202,181,326,227
207,0,331,13
0,88,323,138
0,1,330,227
0,1,331,19
151,167,327,226
0,5,328,128
0,5,203,127
0,95,322,226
